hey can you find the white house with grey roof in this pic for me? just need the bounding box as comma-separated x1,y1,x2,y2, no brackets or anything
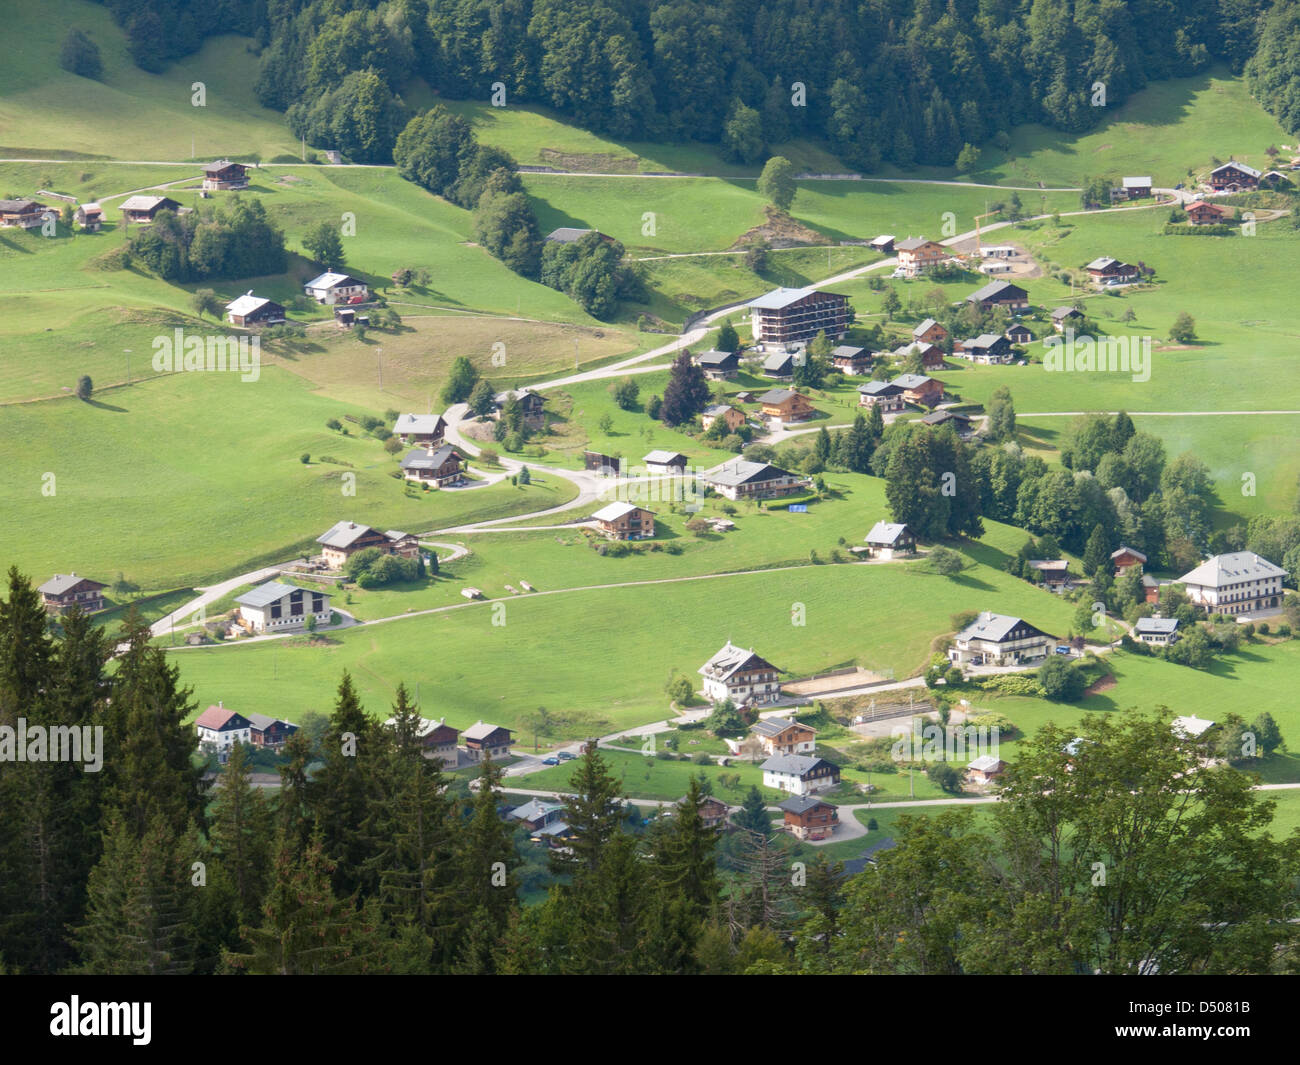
1177,552,1285,615
699,642,783,705
400,444,463,486
864,521,916,559
1135,615,1180,645
304,272,369,305
761,753,840,796
948,611,1051,667
235,581,332,633
393,412,447,445
700,459,806,501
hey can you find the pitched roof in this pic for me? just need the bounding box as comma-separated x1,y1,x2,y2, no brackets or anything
1172,715,1215,738
921,409,972,426
592,501,650,522
400,445,458,470
195,705,241,731
464,720,511,741
955,611,1046,644
119,195,176,213
1178,552,1285,588
1121,176,1151,187
0,198,42,212
38,573,104,595
1136,616,1179,635
703,404,735,417
968,755,1005,773
696,348,738,366
393,413,445,435
778,794,836,814
226,291,278,316
316,520,380,548
762,351,795,370
699,641,781,681
865,520,912,545
1051,306,1083,319
858,379,903,396
748,286,815,311
751,717,812,738
893,373,935,390
758,388,798,404
545,226,593,242
1211,161,1261,178
701,459,796,487
894,236,936,251
235,580,315,609
245,712,278,731
760,753,834,776
831,344,868,358
509,799,565,821
305,271,365,290
643,450,686,465
967,280,1026,302
1111,545,1147,562
965,333,1006,348
913,318,941,336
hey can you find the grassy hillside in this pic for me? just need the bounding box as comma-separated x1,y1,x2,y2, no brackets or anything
0,2,296,161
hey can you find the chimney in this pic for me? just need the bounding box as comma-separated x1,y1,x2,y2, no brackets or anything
219,699,223,709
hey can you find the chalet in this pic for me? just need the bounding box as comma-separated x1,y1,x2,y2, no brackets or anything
779,795,839,840
393,412,447,446
509,799,567,832
316,521,419,569
959,334,1013,364
748,287,851,345
1111,546,1147,574
690,795,732,831
1085,257,1138,284
0,198,46,229
761,753,840,796
966,280,1029,311
869,234,896,254
702,404,746,433
857,380,905,412
734,391,757,403
894,237,948,278
1178,552,1285,615
948,611,1051,667
1027,559,1072,591
1005,322,1033,344
583,450,622,476
893,372,943,407
1260,170,1294,189
304,272,369,306
1135,615,1180,645
913,318,949,346
544,227,610,244
463,721,514,762
700,459,806,501
245,713,298,750
898,341,945,371
202,160,250,191
195,703,253,751
830,345,872,375
409,718,460,766
118,195,181,224
758,388,817,423
225,291,286,327
761,351,796,379
966,755,1006,786
1118,176,1152,200
235,581,332,633
1208,161,1260,191
74,203,103,231
921,409,975,437
493,388,546,428
1140,573,1161,604
400,444,463,486
531,819,580,848
643,450,688,474
1185,200,1230,225
751,717,816,757
1172,715,1215,740
695,349,740,380
698,642,783,705
592,501,656,540
1051,306,1084,332
864,521,916,559
38,573,107,615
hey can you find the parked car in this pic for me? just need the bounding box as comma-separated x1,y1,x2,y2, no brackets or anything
1055,645,1072,655
557,751,576,761
541,757,560,766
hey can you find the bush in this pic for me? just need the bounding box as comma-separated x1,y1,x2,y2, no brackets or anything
299,452,310,464
1038,656,1086,701
925,762,963,794
691,752,712,766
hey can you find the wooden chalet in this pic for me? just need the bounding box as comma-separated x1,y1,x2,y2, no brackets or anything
758,388,817,423
700,459,806,501
583,450,623,476
1085,257,1138,284
38,573,107,615
0,198,46,229
695,349,740,380
894,237,948,278
966,280,1029,311
74,203,103,230
1208,161,1261,191
392,413,446,446
912,318,949,346
779,795,839,840
751,717,816,757
316,521,419,570
857,379,905,411
830,344,872,375
225,291,286,327
959,333,1013,364
493,388,545,428
893,373,943,407
202,160,250,190
591,501,656,541
1185,200,1230,225
119,195,181,224
463,721,514,762
400,444,463,487
864,520,917,559
699,642,783,705
702,404,746,433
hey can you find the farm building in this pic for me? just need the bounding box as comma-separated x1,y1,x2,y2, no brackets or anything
643,450,688,474
1117,176,1152,199
38,574,107,615
119,195,181,223
400,444,463,486
304,272,369,305
748,287,851,345
393,413,447,446
698,642,783,705
700,459,806,501
591,501,656,540
1111,546,1148,573
225,291,286,327
966,755,1007,786
0,199,46,228
1051,306,1084,331
234,581,332,634
948,612,1051,667
202,160,250,190
1005,322,1033,344
583,450,622,476
1027,559,1072,591
869,234,896,254
779,795,839,840
74,203,103,230
864,521,916,559
245,713,299,750
965,280,1029,311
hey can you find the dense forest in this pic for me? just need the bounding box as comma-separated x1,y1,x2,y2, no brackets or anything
96,0,1300,169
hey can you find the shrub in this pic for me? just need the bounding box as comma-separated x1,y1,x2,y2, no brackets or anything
1038,656,1086,701
299,452,310,464
691,752,712,766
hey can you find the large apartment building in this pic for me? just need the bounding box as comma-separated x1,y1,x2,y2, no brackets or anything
747,287,851,345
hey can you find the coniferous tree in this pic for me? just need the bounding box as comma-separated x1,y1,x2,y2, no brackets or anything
310,670,374,898
553,743,626,875
209,741,273,925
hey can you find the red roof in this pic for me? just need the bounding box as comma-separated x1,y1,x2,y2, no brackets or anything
195,705,239,730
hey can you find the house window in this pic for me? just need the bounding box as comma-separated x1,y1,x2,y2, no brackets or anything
270,603,281,619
